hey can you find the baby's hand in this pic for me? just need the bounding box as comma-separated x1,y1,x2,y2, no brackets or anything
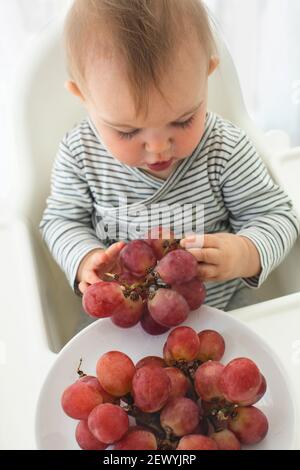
76,241,126,294
180,233,261,282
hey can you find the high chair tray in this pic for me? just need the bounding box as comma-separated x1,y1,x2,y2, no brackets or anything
229,293,300,449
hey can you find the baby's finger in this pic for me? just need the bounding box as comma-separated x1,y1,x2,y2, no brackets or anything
105,241,127,261
180,233,204,249
202,234,220,248
85,271,102,285
197,263,218,281
78,281,90,294
184,248,202,261
187,247,219,265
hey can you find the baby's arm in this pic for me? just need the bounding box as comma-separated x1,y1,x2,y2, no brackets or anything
183,132,299,286
40,134,111,294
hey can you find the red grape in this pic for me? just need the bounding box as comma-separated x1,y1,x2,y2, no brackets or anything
61,376,103,420
172,278,206,310
140,305,170,335
156,249,198,284
164,326,200,364
82,282,124,318
228,406,269,445
96,351,136,397
88,403,129,444
75,420,107,450
136,356,166,370
160,397,200,437
143,226,177,260
117,271,142,286
238,374,267,406
194,361,225,401
165,367,190,400
111,294,144,328
219,358,262,404
177,434,218,450
148,288,189,327
120,240,157,277
113,427,157,450
197,330,225,362
96,380,120,405
132,366,171,413
211,429,241,450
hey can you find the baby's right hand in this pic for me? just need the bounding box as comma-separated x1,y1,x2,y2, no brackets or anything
76,241,126,294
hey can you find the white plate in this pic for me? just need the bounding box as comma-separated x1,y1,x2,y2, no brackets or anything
35,305,296,450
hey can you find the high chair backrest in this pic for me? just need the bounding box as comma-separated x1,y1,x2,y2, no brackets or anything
8,15,272,352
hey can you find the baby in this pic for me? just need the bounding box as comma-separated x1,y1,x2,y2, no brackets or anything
40,0,299,312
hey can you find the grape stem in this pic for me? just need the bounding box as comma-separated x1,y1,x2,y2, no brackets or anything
103,269,171,302
204,402,238,432
120,395,179,449
76,358,87,378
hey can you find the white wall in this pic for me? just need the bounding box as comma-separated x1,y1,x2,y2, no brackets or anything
0,0,70,205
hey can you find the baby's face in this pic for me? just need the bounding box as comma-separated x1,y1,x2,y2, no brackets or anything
80,40,216,179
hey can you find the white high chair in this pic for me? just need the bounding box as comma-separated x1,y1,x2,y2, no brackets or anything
8,15,300,353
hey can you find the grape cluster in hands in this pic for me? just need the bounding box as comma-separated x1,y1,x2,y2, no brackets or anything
61,326,269,450
82,228,206,334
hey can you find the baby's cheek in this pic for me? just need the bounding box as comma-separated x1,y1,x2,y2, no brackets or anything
176,113,207,158
177,126,205,157
101,133,141,165
112,140,142,165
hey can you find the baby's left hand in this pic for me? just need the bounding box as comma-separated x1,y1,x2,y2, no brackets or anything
180,233,261,282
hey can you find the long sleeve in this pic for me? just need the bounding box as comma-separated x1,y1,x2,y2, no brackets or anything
39,134,105,291
219,132,300,288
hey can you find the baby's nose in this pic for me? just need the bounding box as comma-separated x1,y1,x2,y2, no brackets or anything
144,131,173,154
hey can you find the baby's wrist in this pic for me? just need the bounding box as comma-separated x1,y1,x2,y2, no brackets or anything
238,236,261,278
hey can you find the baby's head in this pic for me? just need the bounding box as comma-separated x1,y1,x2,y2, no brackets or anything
64,0,219,178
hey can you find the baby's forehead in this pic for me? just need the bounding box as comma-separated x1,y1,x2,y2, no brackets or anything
65,0,216,116
86,55,207,128
85,28,208,84
81,15,209,121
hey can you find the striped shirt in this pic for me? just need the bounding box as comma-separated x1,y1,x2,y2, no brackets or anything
39,111,300,310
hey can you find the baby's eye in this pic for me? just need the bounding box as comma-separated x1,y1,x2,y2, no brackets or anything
172,115,195,129
116,114,195,140
117,129,140,140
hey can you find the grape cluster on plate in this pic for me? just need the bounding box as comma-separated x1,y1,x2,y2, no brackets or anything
82,228,206,334
61,326,269,450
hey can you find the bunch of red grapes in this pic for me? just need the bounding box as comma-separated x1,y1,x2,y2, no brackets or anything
82,228,206,334
61,326,269,450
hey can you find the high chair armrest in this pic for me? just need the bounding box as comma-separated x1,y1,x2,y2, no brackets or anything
266,146,300,219
264,130,291,156
0,217,57,449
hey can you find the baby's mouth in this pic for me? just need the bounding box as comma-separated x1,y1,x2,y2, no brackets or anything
146,158,174,172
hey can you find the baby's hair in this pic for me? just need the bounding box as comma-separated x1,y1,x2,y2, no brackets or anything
64,0,217,117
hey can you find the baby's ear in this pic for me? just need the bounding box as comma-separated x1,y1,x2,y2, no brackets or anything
64,80,85,102
208,55,220,76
